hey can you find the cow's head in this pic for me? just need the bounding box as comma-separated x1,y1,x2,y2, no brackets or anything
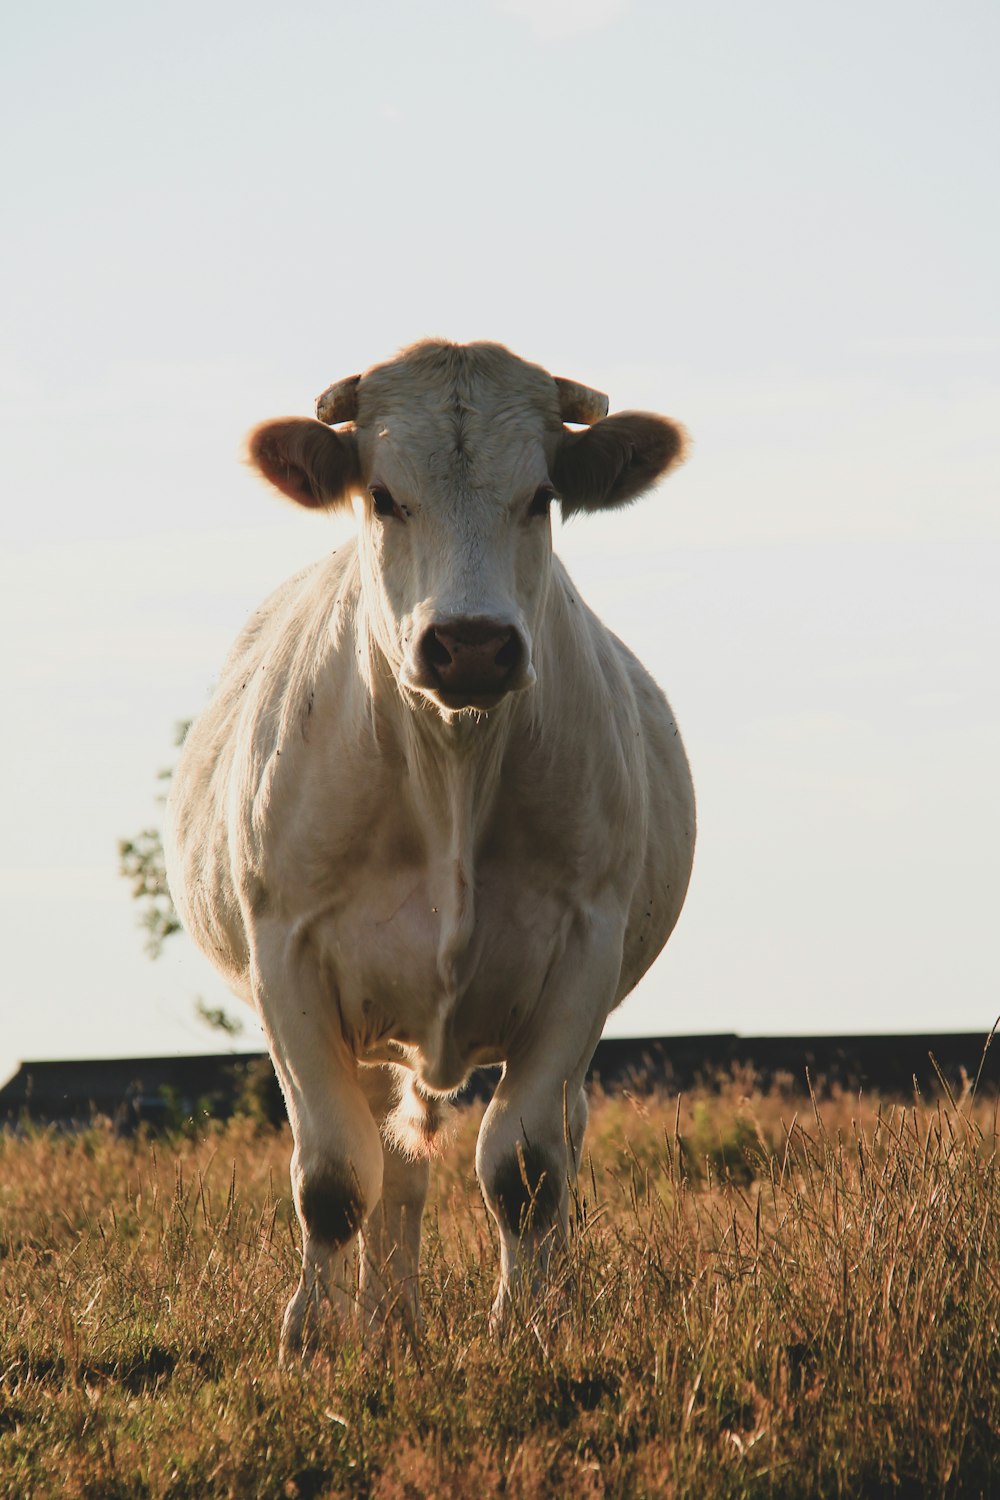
248,341,686,715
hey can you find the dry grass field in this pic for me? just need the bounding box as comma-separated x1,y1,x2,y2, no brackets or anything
2,1071,999,1498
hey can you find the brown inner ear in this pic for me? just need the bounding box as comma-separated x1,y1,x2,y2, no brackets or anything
247,419,360,511
553,413,687,515
253,437,322,506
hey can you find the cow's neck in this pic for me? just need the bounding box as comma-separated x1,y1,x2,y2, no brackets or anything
392,688,520,997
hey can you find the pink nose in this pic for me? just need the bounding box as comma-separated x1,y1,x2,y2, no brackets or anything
420,618,523,699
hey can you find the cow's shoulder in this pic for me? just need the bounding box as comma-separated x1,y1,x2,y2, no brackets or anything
541,559,656,742
170,543,361,826
220,542,359,691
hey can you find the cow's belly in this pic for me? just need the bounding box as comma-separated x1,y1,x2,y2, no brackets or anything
309,868,592,1087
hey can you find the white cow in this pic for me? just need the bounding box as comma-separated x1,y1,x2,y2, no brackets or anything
165,340,695,1360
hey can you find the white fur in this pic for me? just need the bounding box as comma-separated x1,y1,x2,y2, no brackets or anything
164,342,696,1354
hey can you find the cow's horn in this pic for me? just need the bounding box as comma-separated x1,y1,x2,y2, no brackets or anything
315,374,361,425
554,376,609,425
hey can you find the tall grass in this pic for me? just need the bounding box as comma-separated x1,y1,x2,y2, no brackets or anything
2,1078,999,1498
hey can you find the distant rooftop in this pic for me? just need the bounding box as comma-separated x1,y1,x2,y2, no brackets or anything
1,1032,996,1129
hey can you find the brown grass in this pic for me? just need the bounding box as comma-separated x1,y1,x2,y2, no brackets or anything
2,1076,999,1498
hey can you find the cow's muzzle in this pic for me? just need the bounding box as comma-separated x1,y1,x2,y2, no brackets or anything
414,618,532,709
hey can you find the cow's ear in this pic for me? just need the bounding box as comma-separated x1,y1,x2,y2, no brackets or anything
247,418,360,510
552,413,687,517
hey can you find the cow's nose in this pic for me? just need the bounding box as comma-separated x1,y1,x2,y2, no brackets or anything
419,618,523,700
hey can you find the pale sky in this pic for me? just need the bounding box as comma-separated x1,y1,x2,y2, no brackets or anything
1,0,998,1084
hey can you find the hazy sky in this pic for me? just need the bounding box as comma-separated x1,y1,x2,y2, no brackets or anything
2,0,998,1083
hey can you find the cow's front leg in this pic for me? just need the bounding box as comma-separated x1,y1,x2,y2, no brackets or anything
476,930,617,1333
477,1073,589,1333
357,1065,431,1337
250,926,384,1365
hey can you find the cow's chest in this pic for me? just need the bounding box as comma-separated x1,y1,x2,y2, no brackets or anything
309,846,568,1070
262,711,631,1083
274,754,589,1079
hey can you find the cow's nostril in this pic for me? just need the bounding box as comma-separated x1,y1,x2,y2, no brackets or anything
424,631,454,670
494,633,520,671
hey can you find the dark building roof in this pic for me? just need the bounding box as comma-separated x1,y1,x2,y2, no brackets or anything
0,1052,282,1130
586,1032,998,1098
1,1031,996,1129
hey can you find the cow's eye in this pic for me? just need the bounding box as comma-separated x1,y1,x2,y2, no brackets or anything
529,485,556,518
369,484,401,520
